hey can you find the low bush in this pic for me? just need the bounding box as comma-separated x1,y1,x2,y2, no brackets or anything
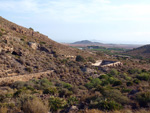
97,100,122,110
126,81,133,86
12,81,25,89
107,77,117,84
121,88,132,93
137,73,150,81
136,92,150,107
113,80,122,86
133,79,140,84
43,87,58,95
22,98,48,113
102,89,130,105
62,82,72,90
76,55,85,62
59,88,73,97
109,69,119,76
0,32,2,36
49,96,67,112
67,96,79,106
99,74,108,80
85,78,102,89
128,68,141,74
36,78,52,89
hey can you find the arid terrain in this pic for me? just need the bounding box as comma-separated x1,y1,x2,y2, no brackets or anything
0,17,149,113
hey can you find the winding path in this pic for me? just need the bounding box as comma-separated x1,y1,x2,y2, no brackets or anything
0,70,54,85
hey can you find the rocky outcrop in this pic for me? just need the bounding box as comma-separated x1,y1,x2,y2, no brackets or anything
68,106,78,113
28,42,38,50
0,46,13,53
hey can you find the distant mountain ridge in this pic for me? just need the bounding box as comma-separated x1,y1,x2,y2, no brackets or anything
72,40,102,45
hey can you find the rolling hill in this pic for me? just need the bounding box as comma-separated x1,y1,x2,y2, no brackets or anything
72,40,102,45
126,44,150,59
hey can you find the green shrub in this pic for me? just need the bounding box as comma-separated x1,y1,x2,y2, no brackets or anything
133,79,140,84
97,100,122,110
59,88,73,97
14,88,31,96
113,80,122,86
49,96,67,111
29,27,34,31
1,29,5,32
136,92,150,107
0,94,6,102
76,55,85,62
40,41,46,45
137,73,150,81
109,69,118,76
36,78,52,89
0,32,2,36
62,82,72,90
126,81,133,86
67,96,78,106
125,76,132,81
43,87,58,95
85,78,102,89
12,81,25,89
102,89,130,105
128,68,138,74
121,88,132,93
24,81,35,90
99,74,108,79
101,80,109,86
107,77,117,84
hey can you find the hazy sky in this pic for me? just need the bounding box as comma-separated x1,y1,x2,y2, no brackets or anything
1,0,150,44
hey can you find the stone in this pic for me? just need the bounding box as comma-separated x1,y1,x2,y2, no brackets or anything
68,106,78,113
28,42,38,50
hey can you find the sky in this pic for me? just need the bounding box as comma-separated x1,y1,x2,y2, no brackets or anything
1,0,150,44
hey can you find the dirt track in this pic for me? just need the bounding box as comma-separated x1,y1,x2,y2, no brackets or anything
0,70,54,85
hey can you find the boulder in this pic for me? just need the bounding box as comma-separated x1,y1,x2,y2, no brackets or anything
68,106,78,113
28,42,38,50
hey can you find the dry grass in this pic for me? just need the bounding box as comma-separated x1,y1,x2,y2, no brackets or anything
0,107,8,113
78,109,150,113
22,98,48,113
78,109,104,113
135,109,150,113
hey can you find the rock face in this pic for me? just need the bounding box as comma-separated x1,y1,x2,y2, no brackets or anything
28,42,38,50
0,46,13,53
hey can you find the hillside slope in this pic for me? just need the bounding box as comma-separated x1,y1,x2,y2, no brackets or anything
126,44,150,59
0,17,94,78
